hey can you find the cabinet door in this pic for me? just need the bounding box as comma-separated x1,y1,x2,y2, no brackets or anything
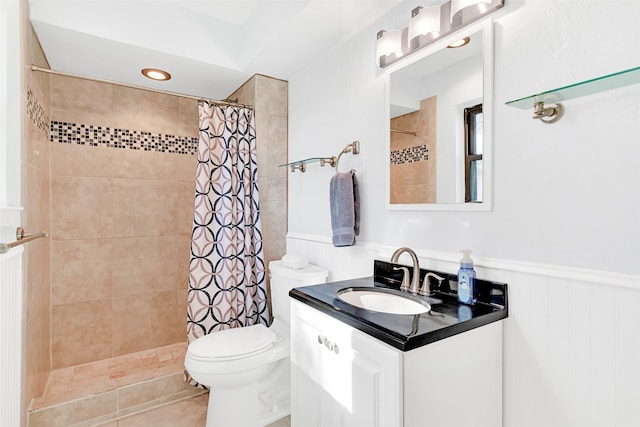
291,300,403,427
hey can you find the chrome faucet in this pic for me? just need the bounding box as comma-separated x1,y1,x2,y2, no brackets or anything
419,272,445,296
390,247,421,294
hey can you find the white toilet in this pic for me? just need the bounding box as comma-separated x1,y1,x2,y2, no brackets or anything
185,259,328,427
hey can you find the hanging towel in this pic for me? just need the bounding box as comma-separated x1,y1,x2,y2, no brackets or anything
330,170,360,247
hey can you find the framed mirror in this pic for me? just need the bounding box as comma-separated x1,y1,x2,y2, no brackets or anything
385,20,493,211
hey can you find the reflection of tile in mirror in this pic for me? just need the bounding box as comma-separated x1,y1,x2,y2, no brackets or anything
390,96,436,204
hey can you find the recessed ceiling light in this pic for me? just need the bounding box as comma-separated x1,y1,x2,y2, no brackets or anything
141,68,171,81
447,37,471,48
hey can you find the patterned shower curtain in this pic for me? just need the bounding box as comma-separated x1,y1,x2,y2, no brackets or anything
187,101,269,347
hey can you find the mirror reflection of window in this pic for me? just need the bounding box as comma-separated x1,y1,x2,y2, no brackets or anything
464,103,483,202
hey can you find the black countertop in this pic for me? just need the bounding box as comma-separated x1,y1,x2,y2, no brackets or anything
289,260,508,352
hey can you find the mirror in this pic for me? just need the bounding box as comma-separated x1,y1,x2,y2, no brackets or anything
385,21,493,211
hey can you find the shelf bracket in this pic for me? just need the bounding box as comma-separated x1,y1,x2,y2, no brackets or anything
290,163,306,173
532,101,564,124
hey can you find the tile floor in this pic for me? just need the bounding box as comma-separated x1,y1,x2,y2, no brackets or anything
95,394,291,427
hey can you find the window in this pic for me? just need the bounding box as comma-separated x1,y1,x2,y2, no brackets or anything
464,103,483,203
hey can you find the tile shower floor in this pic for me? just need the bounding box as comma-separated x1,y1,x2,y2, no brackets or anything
29,342,291,427
32,343,191,411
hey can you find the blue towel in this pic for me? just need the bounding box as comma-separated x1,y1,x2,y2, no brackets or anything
330,171,360,247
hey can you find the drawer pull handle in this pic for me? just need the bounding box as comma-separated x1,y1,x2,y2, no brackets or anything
317,334,340,354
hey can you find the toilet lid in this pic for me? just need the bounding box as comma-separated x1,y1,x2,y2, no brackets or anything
188,324,278,360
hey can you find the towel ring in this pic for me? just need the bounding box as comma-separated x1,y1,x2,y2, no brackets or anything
335,141,360,175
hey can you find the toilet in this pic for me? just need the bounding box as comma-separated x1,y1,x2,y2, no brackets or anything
185,258,328,427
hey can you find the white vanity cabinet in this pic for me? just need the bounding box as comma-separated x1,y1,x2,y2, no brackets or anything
290,299,403,427
290,299,503,427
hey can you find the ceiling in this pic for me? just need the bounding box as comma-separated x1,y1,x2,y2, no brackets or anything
28,0,403,100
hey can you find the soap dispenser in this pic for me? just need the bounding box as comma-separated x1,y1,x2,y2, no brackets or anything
457,250,476,305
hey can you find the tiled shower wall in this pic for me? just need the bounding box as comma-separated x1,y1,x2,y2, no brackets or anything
389,96,436,204
49,74,288,369
22,7,52,420
228,74,288,264
49,75,198,369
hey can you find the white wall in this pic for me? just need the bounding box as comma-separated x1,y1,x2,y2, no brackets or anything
288,0,640,275
0,0,23,239
287,1,640,426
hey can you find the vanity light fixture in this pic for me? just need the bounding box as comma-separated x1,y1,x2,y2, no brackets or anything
450,0,494,22
376,29,405,66
141,68,171,81
408,6,441,47
376,0,504,68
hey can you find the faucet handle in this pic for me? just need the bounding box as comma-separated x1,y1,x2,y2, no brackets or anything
419,272,446,296
393,266,411,292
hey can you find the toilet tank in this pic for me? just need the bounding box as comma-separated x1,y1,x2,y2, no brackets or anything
269,260,328,325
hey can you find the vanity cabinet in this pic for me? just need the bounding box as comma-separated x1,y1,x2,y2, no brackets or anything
290,299,503,427
290,299,402,427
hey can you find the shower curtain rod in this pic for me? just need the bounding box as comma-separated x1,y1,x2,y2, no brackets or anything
30,65,253,109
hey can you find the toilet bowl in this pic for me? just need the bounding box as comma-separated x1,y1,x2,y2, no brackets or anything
184,259,328,427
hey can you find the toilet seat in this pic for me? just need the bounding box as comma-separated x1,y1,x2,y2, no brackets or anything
188,324,278,362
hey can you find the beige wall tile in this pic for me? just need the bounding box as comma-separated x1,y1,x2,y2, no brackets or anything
51,239,113,305
390,183,432,204
177,180,196,235
254,75,270,113
112,294,157,355
110,149,178,181
51,301,113,368
110,179,178,237
24,236,51,410
51,175,114,239
176,289,188,342
23,162,50,230
51,143,115,178
51,75,115,127
152,291,181,347
174,154,198,182
24,104,50,171
112,291,178,356
268,78,288,117
178,97,199,137
112,236,182,298
255,121,270,176
23,12,52,417
389,99,436,204
267,115,288,168
114,86,179,135
177,236,191,286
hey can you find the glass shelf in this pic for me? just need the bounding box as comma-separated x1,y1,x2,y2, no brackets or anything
506,66,640,109
278,157,335,168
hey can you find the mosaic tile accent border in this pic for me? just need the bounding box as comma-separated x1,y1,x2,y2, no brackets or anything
27,86,50,135
390,144,429,165
50,121,199,155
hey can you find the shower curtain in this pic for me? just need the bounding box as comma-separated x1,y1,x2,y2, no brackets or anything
187,101,269,349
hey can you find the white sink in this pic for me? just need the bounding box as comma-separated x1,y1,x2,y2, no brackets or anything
337,287,431,315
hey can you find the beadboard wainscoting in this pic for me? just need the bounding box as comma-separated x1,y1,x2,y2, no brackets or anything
286,233,640,427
